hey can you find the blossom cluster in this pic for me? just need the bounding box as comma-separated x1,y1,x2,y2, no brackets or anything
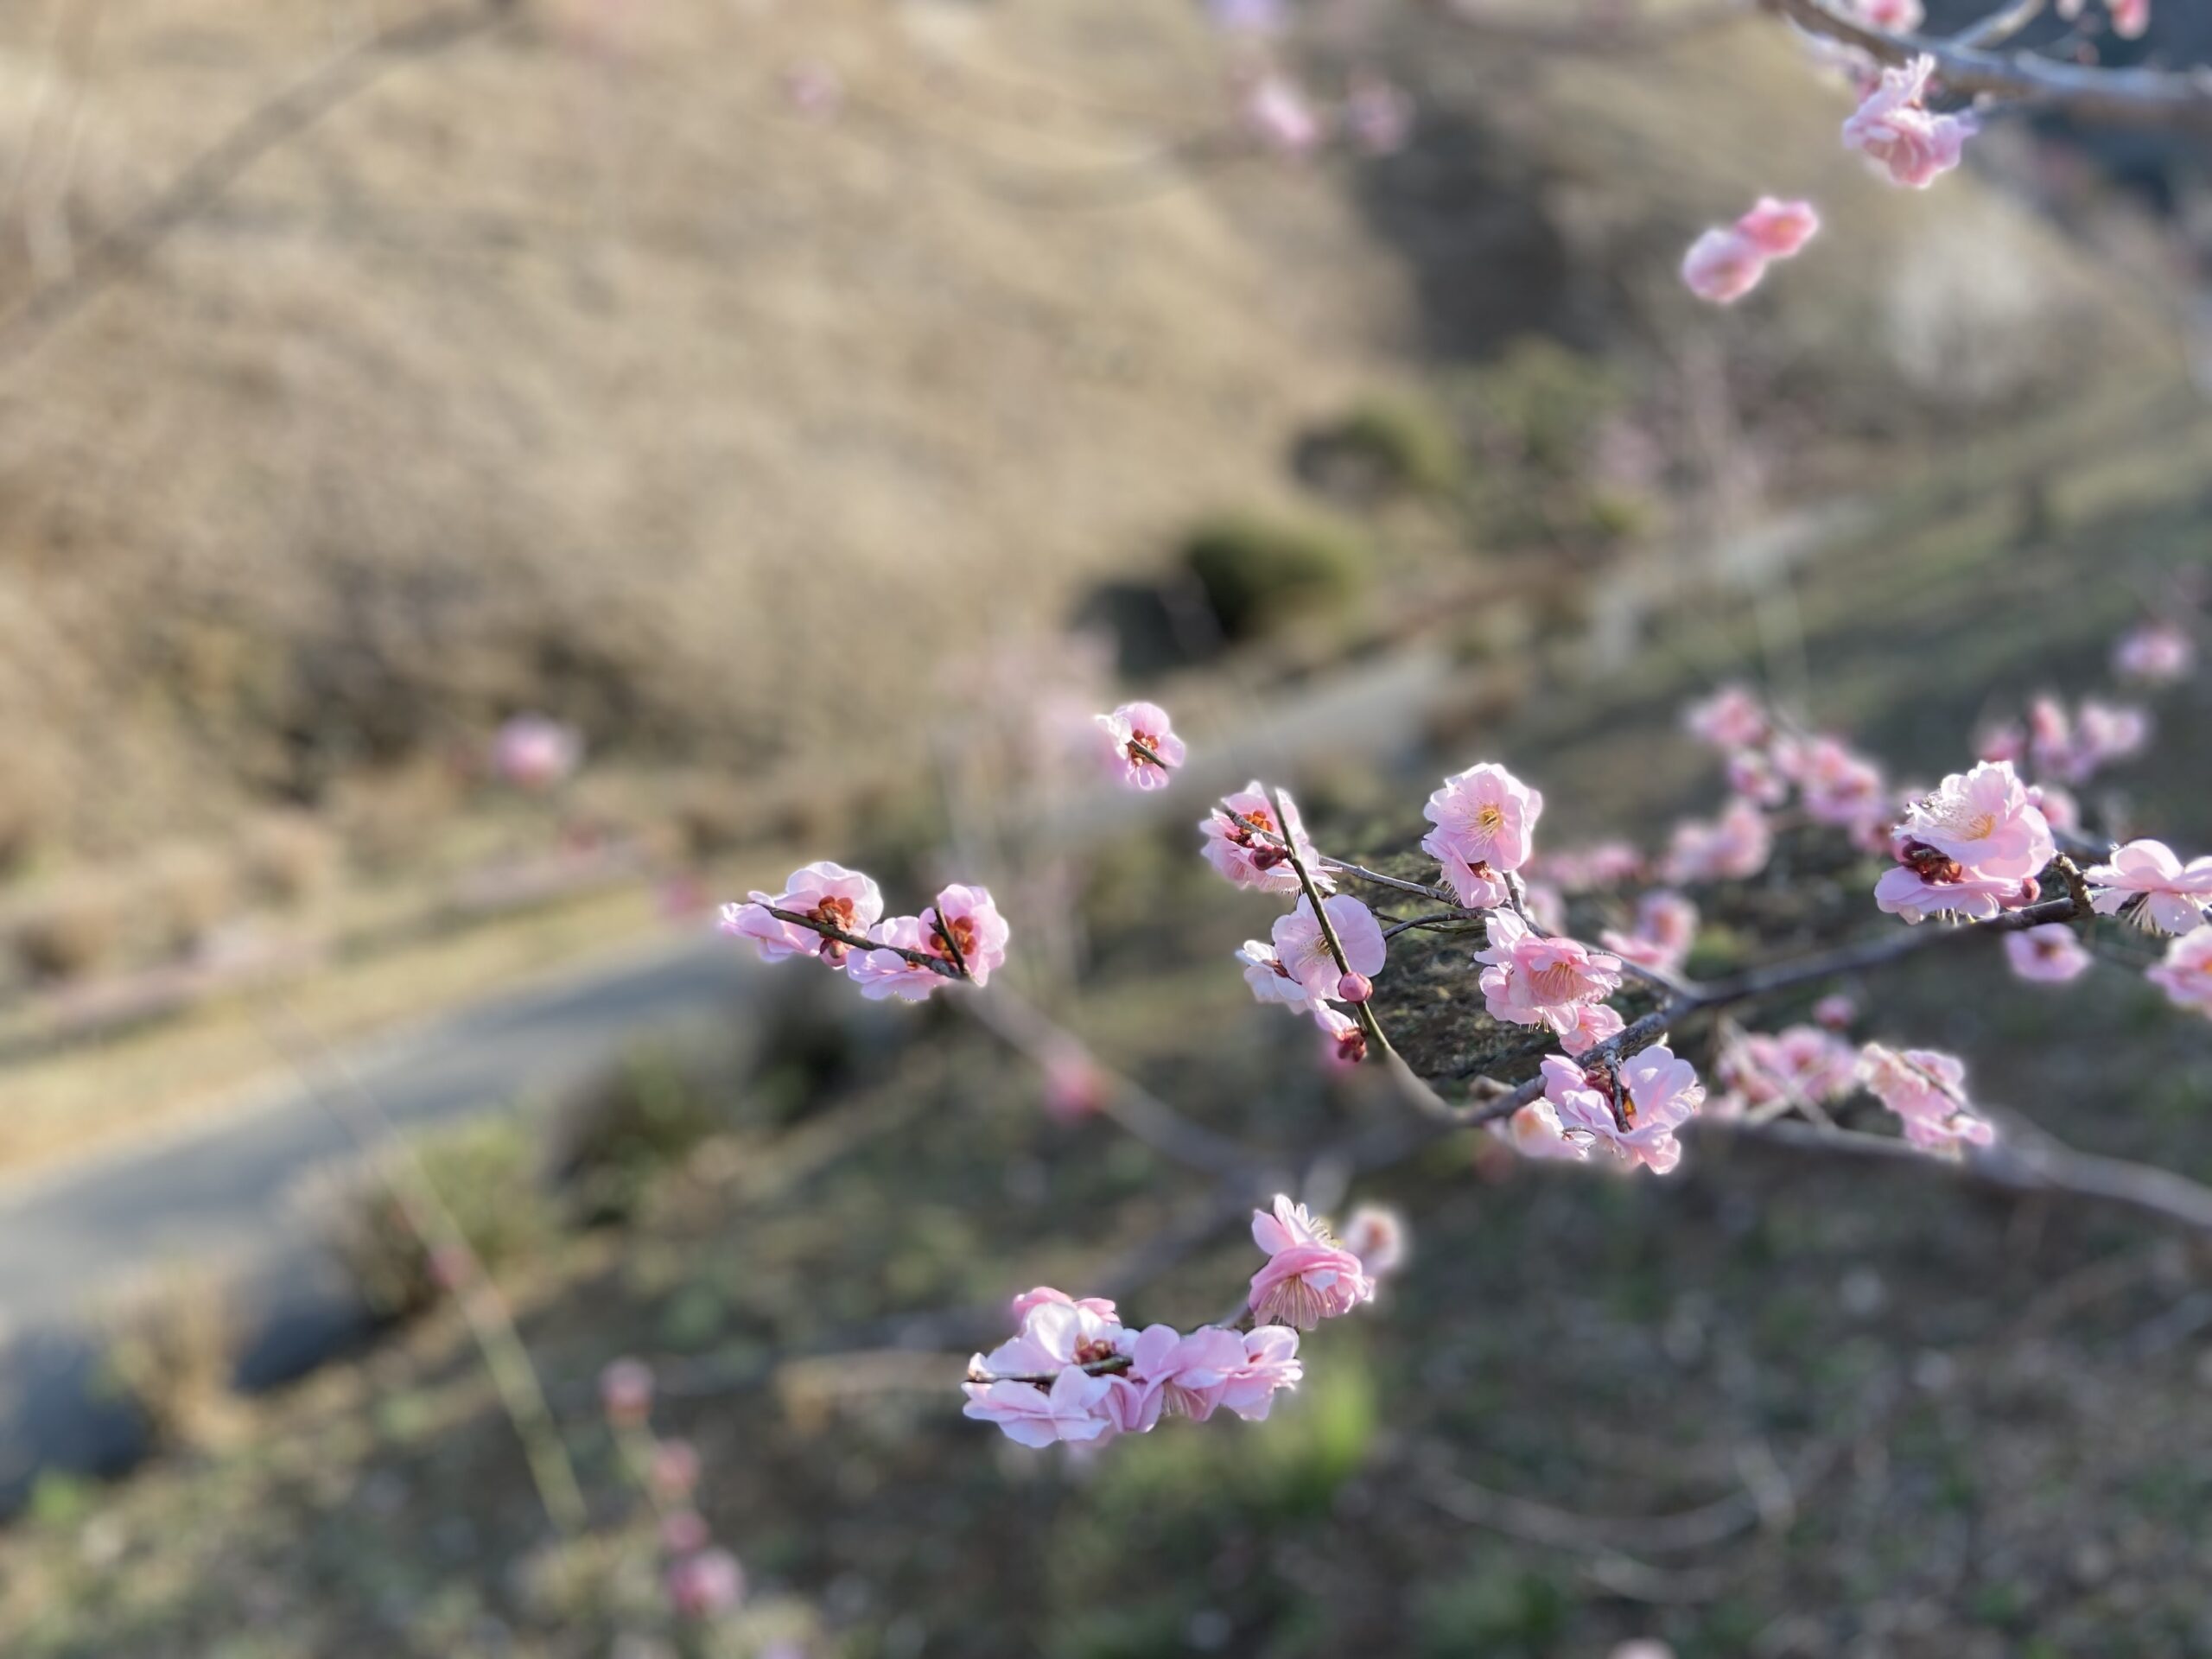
599,1359,747,1622
962,1197,1395,1450
721,863,1009,1000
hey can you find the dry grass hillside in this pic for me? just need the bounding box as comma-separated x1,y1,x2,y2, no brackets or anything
0,0,2187,868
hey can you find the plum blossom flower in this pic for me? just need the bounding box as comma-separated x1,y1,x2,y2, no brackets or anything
1313,1002,1369,1065
1343,71,1414,156
1601,889,1699,976
1858,1044,1994,1157
2109,0,2151,40
1422,762,1542,906
845,917,948,1001
962,1364,1124,1447
1664,798,1773,883
1736,196,1821,258
2028,782,2080,836
1041,1041,1108,1122
1814,993,1857,1030
1873,846,2037,925
1681,227,1770,306
1340,1205,1408,1279
1686,684,1770,751
1121,1324,1304,1422
2113,620,2193,684
1727,747,1789,807
1978,719,2025,766
1853,0,1924,27
1237,938,1313,1010
1199,784,1332,895
666,1548,745,1618
1216,1326,1304,1418
2006,923,2092,983
1095,701,1185,790
1243,73,1325,157
492,713,582,790
1271,894,1388,1002
1716,1025,1859,1116
721,861,884,967
963,1298,1134,1447
1896,761,2053,882
923,885,1010,983
2074,699,2150,774
1559,999,1626,1057
1842,56,1975,189
1777,734,1887,830
1009,1287,1119,1322
1476,909,1624,1031
1539,841,1645,893
1539,1046,1706,1174
2147,928,2212,1018
1491,1097,1590,1163
2083,840,2212,935
1249,1195,1375,1328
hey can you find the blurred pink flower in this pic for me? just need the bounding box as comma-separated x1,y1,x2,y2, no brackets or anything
1843,56,1974,189
1096,700,1186,791
1681,226,1770,305
1249,1194,1375,1328
1853,0,1924,27
2113,620,2193,683
667,1548,745,1618
2027,782,2080,836
1539,841,1645,893
1859,1043,1994,1157
1559,1000,1626,1057
1041,1041,1109,1122
1727,747,1789,807
1977,718,2025,765
1340,1204,1408,1278
1271,893,1387,1002
650,1439,700,1500
1664,798,1773,883
2075,699,2150,774
1814,993,1857,1029
1243,73,1325,157
1313,1001,1369,1065
2005,923,2091,983
2110,0,2151,40
1601,889,1699,976
721,861,884,967
1735,195,1821,258
492,713,582,791
2147,928,2212,1017
1492,1098,1590,1163
2083,839,2212,934
1476,910,1624,1031
1686,684,1770,751
1718,1025,1859,1113
1778,734,1886,830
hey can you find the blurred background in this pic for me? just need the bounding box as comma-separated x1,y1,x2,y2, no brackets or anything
0,0,2209,1653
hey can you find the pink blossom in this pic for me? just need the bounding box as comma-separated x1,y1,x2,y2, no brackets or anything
1718,1025,1859,1114
1271,893,1388,1003
1601,889,1699,976
1814,993,1857,1030
1777,734,1886,829
1873,849,2037,925
2110,0,2151,40
2074,699,2150,774
1041,1041,1108,1122
666,1548,745,1618
845,917,948,1001
1249,1194,1375,1329
1521,880,1568,934
1237,938,1313,1011
1538,842,1645,893
1199,784,1332,895
2147,928,2212,1017
1858,1043,1994,1157
1977,719,2025,765
1685,684,1770,751
1842,56,1975,189
1664,798,1772,883
1735,196,1821,258
1727,747,1789,807
1340,1205,1408,1279
1313,1003,1369,1065
1476,909,1624,1032
2027,696,2073,779
491,713,582,790
1216,1326,1304,1419
1121,1323,1303,1422
2028,782,2080,836
650,1439,701,1500
600,1357,654,1425
924,885,1011,984
1897,761,2053,881
1009,1287,1119,1323
1558,1000,1626,1057
1491,1098,1590,1163
2005,923,2091,983
1095,700,1186,791
2083,840,2212,935
2113,620,2193,684
1681,227,1770,306
1852,0,1924,27
962,1364,1123,1447
1422,763,1543,904
1539,1045,1705,1174
1243,73,1325,157
1344,71,1414,156
720,861,884,967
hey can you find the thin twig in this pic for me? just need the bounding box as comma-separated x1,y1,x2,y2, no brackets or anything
1272,787,1397,1064
759,903,961,976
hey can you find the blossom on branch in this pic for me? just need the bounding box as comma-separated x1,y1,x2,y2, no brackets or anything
1665,798,1773,883
1685,684,1770,752
1249,1194,1376,1329
1559,1000,1626,1058
1896,761,2053,881
1539,1045,1706,1174
1237,938,1315,1009
1601,889,1699,976
1313,1002,1369,1065
1340,1205,1408,1280
2147,928,2212,1018
1476,909,1624,1032
1842,56,1974,190
1852,0,1924,27
1681,198,1822,306
720,861,884,966
2083,840,2212,935
1777,734,1887,831
1713,1024,1859,1116
2113,621,2193,684
1095,700,1185,791
1422,761,1542,906
2005,924,2092,983
1200,783,1332,895
1272,893,1388,1002
1859,1043,1995,1157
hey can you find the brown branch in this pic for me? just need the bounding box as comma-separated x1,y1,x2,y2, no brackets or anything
1272,787,1398,1064
759,903,961,977
1763,0,2212,131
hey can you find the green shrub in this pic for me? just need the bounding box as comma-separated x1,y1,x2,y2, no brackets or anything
1462,336,1624,479
546,1045,724,1223
1181,510,1372,642
1300,394,1463,500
